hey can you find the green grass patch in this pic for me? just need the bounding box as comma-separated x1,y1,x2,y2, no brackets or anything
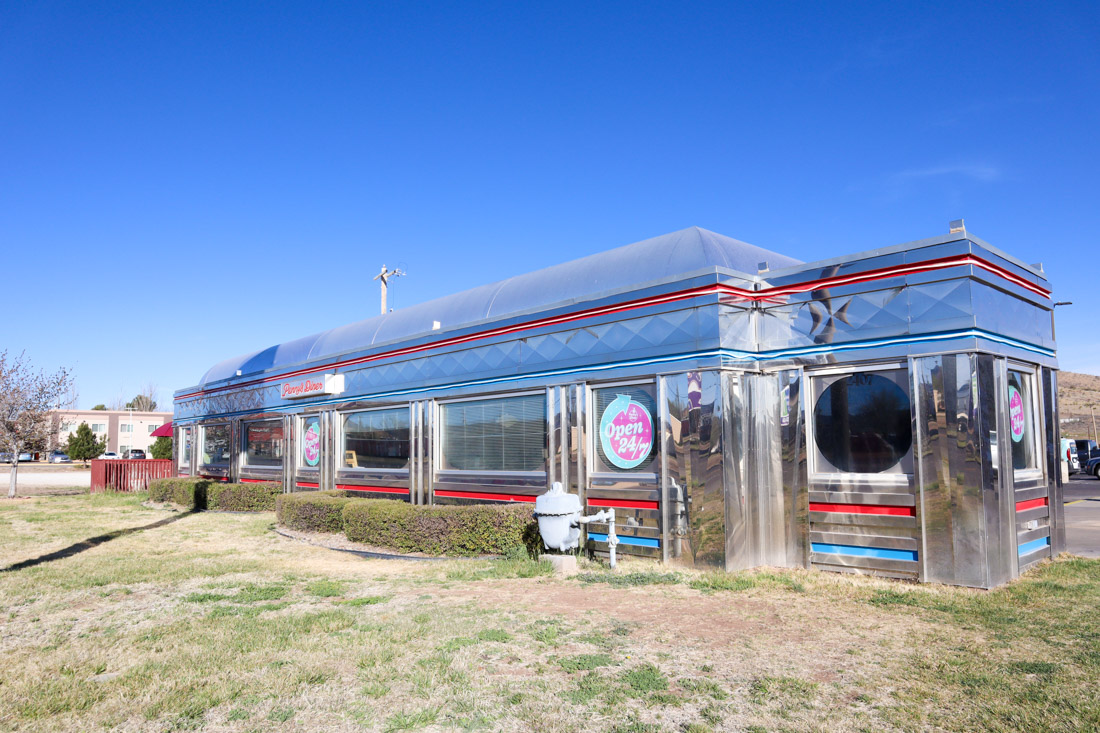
623,664,668,693
558,653,614,672
337,595,390,607
576,571,682,587
306,580,346,598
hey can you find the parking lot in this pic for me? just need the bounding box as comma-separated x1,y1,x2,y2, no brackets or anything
1066,472,1100,557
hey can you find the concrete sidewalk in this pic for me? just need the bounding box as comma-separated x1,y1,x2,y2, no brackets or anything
1,469,90,492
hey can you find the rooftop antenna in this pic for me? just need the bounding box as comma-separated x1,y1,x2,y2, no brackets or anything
373,264,405,315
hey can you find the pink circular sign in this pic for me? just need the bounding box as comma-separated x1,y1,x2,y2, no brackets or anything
599,395,654,469
1009,387,1025,443
303,420,321,466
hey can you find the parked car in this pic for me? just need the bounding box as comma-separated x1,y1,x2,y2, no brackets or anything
123,449,147,460
1086,456,1100,479
100,452,121,460
0,453,11,462
48,450,72,464
1062,438,1080,475
18,452,34,462
1074,439,1099,466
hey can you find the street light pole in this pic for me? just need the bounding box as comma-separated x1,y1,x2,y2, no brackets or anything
1051,301,1072,342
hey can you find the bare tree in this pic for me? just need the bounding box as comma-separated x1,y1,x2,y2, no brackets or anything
1,351,73,499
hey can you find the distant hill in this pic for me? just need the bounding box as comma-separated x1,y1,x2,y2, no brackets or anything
1059,370,1100,441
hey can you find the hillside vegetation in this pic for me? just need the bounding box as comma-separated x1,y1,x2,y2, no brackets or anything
1060,370,1100,440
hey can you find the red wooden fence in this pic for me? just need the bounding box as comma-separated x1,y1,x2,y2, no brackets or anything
91,459,176,493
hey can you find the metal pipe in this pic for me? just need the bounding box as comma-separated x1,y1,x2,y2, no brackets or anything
577,507,617,569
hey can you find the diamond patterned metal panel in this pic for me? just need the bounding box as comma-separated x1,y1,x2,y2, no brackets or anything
909,280,974,324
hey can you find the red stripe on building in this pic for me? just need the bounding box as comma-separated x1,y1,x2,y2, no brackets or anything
239,477,273,483
336,484,409,495
296,481,320,489
1015,497,1048,512
809,502,915,516
176,254,1050,401
434,489,537,503
587,498,659,510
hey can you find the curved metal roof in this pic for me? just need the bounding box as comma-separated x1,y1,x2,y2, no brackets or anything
198,227,800,386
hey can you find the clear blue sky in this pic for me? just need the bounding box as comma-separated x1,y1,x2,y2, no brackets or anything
3,1,1098,410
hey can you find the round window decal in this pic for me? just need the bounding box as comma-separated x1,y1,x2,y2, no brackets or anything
599,394,655,470
813,373,912,473
1008,386,1025,443
302,418,321,467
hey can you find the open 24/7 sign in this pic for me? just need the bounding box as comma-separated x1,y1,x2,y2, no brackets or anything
599,394,654,470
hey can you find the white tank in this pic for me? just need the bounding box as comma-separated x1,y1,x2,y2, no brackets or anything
533,482,583,551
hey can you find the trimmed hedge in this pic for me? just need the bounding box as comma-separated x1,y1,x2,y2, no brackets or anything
342,499,540,556
208,481,282,512
147,477,210,509
147,478,282,512
276,490,350,533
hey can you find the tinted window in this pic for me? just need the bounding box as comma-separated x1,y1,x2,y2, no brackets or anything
343,408,410,470
441,394,546,472
202,424,231,466
1008,370,1038,471
244,420,284,467
814,371,912,473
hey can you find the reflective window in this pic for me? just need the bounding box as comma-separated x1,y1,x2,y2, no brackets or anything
201,424,231,467
342,408,410,470
441,394,546,472
1008,369,1039,472
813,370,912,474
244,420,284,467
300,416,322,470
179,428,191,468
592,384,658,473
91,423,106,433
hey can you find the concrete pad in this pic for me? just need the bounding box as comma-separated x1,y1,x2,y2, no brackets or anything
540,554,579,576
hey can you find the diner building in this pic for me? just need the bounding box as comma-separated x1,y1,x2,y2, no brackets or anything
174,224,1063,588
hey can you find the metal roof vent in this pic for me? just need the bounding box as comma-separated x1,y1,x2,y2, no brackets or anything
949,219,966,236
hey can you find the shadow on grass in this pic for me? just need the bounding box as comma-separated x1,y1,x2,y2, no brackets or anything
0,510,198,573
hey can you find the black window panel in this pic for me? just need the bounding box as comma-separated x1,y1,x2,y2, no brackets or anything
814,372,912,473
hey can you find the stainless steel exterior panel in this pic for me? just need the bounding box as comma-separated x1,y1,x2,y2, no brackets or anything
914,354,990,587
1044,368,1066,553
662,371,727,567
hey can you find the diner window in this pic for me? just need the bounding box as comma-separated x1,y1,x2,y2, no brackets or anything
1008,369,1039,472
342,408,410,470
300,416,322,470
812,369,913,475
244,420,285,468
202,424,231,467
179,429,191,468
441,394,547,472
592,383,658,474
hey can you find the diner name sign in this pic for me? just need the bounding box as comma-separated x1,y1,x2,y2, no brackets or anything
280,374,345,400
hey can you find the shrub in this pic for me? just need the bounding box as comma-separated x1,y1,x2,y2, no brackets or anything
208,481,282,512
341,499,540,556
276,491,350,533
147,477,210,509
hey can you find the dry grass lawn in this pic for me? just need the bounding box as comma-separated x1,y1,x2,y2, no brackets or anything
1,491,1098,732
